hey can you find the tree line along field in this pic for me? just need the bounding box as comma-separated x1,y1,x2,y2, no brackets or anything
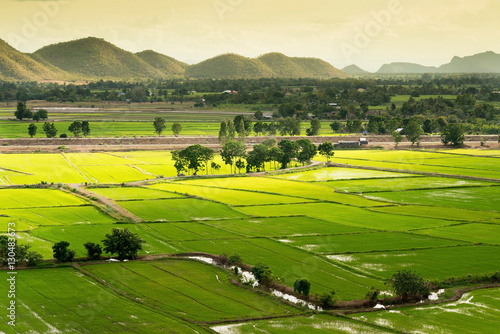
0,148,499,333
0,118,353,138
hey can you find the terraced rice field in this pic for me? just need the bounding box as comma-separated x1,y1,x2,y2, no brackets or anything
1,148,499,333
350,288,500,334
213,314,391,333
364,186,500,211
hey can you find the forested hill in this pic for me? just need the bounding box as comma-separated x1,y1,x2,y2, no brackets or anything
0,38,347,81
0,38,69,81
135,50,188,77
438,51,500,73
186,53,347,79
342,64,370,75
33,37,165,80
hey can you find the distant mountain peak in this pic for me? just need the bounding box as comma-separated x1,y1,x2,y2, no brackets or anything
342,64,370,75
377,62,438,74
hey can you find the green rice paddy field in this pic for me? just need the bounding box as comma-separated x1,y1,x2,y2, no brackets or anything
0,148,499,333
0,120,340,138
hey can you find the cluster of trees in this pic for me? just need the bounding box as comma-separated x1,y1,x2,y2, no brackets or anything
15,102,48,121
153,117,182,136
27,120,91,138
171,144,217,175
0,236,43,268
2,76,498,104
172,139,333,176
52,228,145,263
217,116,323,140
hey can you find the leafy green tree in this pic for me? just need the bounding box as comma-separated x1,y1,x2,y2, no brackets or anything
316,290,337,309
27,251,43,267
37,109,48,120
436,116,448,130
42,122,58,138
246,144,269,172
422,119,436,134
251,263,275,287
306,119,321,136
330,121,342,133
346,119,362,133
153,117,166,136
172,149,189,175
254,110,264,120
221,140,246,174
200,146,215,175
68,121,82,137
267,122,277,136
238,119,246,143
82,121,90,137
294,278,311,296
268,146,283,171
52,241,76,263
392,131,403,148
405,119,424,145
297,139,317,166
318,142,335,161
171,122,182,137
253,121,265,136
227,120,236,139
172,145,214,175
102,228,145,261
365,287,380,304
28,123,37,138
235,158,246,174
386,270,429,301
211,161,221,174
278,139,299,168
218,121,228,144
228,254,242,266
130,86,147,102
15,101,32,120
84,242,102,261
234,115,252,136
278,117,301,136
441,123,465,148
0,236,30,267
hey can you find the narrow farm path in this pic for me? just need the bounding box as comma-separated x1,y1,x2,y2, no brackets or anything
71,184,143,223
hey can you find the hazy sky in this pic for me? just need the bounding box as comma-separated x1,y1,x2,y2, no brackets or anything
2,0,499,71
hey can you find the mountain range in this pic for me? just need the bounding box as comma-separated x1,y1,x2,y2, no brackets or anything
0,37,347,81
376,51,500,74
1,36,499,81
